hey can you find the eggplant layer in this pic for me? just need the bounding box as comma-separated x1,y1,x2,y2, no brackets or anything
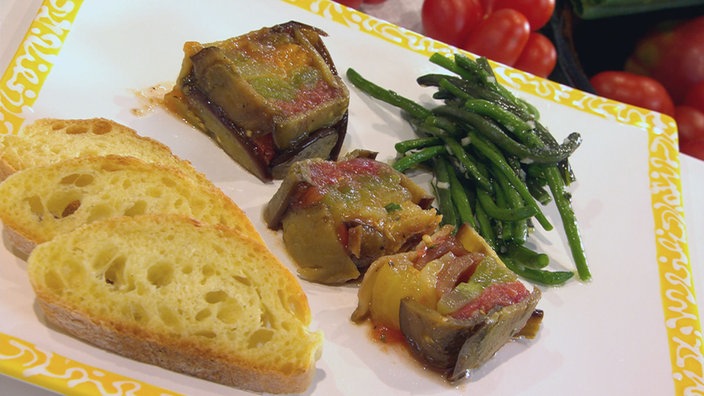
352,224,543,382
164,21,349,181
264,150,441,284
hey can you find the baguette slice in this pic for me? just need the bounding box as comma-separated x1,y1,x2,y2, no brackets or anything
27,214,322,394
0,155,262,255
0,118,200,181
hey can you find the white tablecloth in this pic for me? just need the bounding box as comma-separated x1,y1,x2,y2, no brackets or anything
1,1,702,394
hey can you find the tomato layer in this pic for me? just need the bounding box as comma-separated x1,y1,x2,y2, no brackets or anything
451,281,530,319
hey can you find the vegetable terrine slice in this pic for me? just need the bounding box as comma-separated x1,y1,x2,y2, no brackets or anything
165,21,349,181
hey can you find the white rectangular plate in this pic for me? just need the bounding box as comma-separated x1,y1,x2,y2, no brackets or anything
1,1,702,395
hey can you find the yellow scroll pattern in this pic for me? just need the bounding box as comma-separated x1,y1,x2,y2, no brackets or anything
0,0,701,395
285,1,704,395
0,1,80,135
0,334,178,395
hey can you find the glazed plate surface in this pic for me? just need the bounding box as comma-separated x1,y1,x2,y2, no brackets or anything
0,1,701,395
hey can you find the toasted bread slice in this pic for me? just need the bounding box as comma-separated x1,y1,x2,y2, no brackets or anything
0,118,200,181
0,155,262,255
27,214,322,394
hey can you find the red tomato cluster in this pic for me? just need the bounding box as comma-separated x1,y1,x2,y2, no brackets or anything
590,71,675,116
421,0,557,78
589,16,704,160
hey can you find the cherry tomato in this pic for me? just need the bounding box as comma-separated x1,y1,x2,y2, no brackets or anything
684,81,704,114
492,0,555,31
626,16,704,103
479,0,494,15
421,0,484,47
590,71,675,116
461,9,530,66
680,139,704,160
675,105,704,145
333,0,363,8
513,32,556,77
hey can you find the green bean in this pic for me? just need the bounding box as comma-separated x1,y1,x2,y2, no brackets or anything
456,54,505,94
456,56,520,102
421,115,462,137
518,123,578,196
468,130,553,231
533,122,560,148
434,105,517,145
439,65,583,206
476,188,537,221
432,90,454,101
474,195,497,250
493,167,529,244
433,156,459,228
418,124,493,192
463,99,534,136
493,185,514,242
437,78,473,102
474,55,497,78
418,74,477,98
394,136,442,153
437,77,535,139
446,163,477,228
346,68,431,120
419,73,531,119
433,105,581,164
438,54,542,131
527,178,552,205
502,257,574,285
559,159,577,185
511,122,586,278
517,97,541,121
503,244,550,269
544,166,591,280
524,164,551,204
525,163,547,178
429,53,479,85
393,145,445,172
502,122,583,166
449,54,542,124
469,56,534,116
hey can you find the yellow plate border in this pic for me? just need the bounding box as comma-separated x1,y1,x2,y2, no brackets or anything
0,0,702,395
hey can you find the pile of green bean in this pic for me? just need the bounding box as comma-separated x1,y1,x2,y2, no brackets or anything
346,53,590,285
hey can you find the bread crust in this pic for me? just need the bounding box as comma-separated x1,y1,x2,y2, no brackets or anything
0,117,204,181
27,215,321,394
36,297,315,394
0,154,264,254
3,225,34,259
0,157,17,181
